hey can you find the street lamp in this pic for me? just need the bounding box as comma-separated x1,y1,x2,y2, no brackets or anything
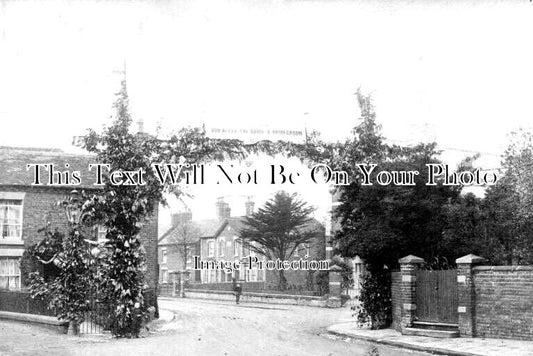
62,190,84,225
60,189,85,336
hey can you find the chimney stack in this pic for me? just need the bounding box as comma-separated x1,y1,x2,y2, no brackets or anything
171,210,192,227
137,118,144,134
216,197,231,221
245,197,255,216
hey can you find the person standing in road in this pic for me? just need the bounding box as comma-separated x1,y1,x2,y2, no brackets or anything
234,282,242,304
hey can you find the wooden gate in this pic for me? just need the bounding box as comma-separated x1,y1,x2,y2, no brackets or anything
416,269,458,324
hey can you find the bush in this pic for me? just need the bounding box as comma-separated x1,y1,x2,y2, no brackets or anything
315,271,329,295
355,268,391,329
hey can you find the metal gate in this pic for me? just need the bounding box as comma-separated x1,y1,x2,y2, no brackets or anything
416,269,458,324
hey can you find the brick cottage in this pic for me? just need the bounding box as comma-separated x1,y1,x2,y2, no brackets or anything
0,146,159,310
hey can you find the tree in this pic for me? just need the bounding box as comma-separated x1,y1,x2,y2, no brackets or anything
470,129,533,265
166,218,201,271
441,193,488,261
239,191,317,290
333,127,460,270
331,91,467,328
482,183,524,264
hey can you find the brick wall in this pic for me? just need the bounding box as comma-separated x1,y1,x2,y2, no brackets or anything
391,271,402,331
473,266,533,340
139,205,158,291
186,281,319,296
390,258,533,341
187,281,266,292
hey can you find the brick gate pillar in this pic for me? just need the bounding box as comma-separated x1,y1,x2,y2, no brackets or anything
326,265,343,308
399,255,425,330
456,254,485,337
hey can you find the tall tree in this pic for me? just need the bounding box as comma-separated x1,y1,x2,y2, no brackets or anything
480,128,533,264
239,191,317,290
167,219,201,271
334,142,460,270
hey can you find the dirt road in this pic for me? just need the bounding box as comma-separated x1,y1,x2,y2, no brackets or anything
0,298,430,356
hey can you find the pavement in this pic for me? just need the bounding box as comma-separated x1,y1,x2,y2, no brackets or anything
327,322,533,356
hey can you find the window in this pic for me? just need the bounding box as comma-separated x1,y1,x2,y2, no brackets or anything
161,248,168,264
234,237,240,257
246,267,258,282
208,240,215,257
219,239,225,257
0,200,23,240
161,268,168,283
249,242,256,257
0,257,20,290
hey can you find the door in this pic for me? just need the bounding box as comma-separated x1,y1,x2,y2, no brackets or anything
416,269,458,324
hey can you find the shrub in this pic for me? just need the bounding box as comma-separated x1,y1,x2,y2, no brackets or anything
355,268,391,329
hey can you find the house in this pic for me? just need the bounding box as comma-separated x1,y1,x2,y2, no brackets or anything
160,197,326,290
158,212,221,283
0,146,159,303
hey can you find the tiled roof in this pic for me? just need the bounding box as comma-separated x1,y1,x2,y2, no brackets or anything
159,215,324,246
0,146,98,188
159,219,226,245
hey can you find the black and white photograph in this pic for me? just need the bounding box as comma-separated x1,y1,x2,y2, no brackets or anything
1,1,533,355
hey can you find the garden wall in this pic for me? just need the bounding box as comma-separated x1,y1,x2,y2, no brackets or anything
391,254,533,341
184,289,327,307
472,265,533,340
390,271,402,332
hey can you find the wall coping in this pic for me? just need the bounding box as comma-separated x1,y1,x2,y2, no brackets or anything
0,311,66,326
474,265,533,272
184,288,325,301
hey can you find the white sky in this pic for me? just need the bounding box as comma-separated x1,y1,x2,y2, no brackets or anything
1,0,532,232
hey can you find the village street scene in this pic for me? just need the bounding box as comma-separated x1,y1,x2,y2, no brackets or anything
2,1,533,356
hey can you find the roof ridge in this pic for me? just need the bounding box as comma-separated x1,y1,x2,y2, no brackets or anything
0,146,64,152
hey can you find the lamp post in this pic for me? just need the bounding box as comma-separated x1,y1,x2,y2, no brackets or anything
61,189,84,336
62,189,84,226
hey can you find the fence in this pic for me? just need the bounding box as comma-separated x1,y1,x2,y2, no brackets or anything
1,288,158,335
0,289,54,316
78,296,110,335
79,288,158,335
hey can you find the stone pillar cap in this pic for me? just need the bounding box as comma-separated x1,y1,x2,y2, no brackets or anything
456,254,486,265
398,255,425,264
353,256,364,264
